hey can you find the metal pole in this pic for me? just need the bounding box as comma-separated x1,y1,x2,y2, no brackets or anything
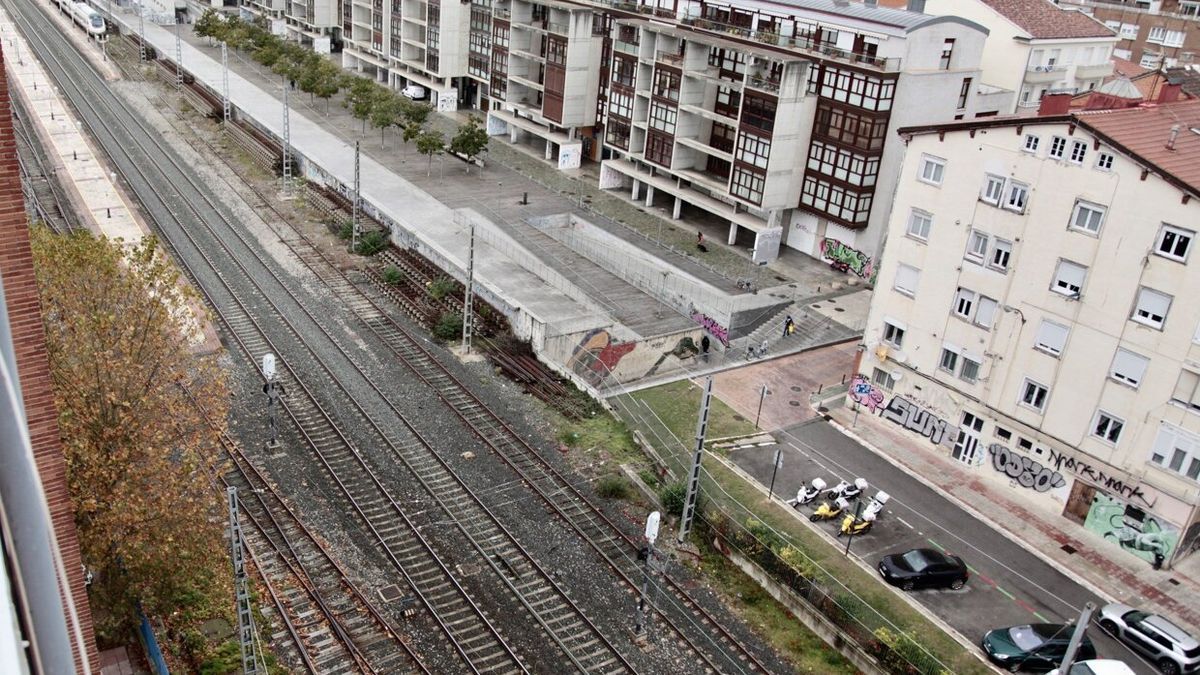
461,220,476,354
1058,603,1096,674
227,488,260,674
767,446,782,501
138,4,146,61
351,141,360,254
221,43,230,123
678,377,712,543
755,383,767,429
635,512,660,636
174,21,182,87
265,379,281,448
281,76,293,192
843,500,863,556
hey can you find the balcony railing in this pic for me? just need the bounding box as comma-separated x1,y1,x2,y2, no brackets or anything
745,74,779,93
493,6,509,18
1026,64,1066,73
656,50,682,65
547,21,569,34
676,15,899,70
614,40,639,55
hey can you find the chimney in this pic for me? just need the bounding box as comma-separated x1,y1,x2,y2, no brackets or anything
1038,91,1073,116
865,0,878,6
908,0,926,11
1166,124,1181,150
1157,82,1182,104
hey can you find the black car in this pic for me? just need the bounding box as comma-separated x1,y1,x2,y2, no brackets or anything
982,624,1098,672
878,548,968,591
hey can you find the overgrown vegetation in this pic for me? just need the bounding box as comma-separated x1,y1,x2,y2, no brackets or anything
659,481,687,517
382,265,403,285
427,275,457,300
596,475,632,500
433,312,463,341
354,230,387,256
30,227,234,669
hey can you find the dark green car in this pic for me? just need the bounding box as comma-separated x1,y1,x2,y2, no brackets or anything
982,624,1098,672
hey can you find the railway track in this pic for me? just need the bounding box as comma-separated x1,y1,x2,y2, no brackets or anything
119,25,777,675
13,4,639,673
11,96,78,233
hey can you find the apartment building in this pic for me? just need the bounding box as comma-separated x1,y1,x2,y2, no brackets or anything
284,0,338,49
1062,0,1200,68
583,0,1006,268
921,0,1117,111
855,95,1200,567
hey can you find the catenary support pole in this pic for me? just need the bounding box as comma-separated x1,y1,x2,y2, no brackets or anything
221,43,230,123
462,219,476,353
138,5,145,61
227,488,260,674
678,376,712,543
174,21,182,87
281,76,292,192
351,141,360,254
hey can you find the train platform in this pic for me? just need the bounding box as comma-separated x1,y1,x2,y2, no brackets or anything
0,7,219,352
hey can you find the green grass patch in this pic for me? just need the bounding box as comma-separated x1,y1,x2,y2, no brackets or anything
629,380,758,445
596,474,632,500
556,412,640,465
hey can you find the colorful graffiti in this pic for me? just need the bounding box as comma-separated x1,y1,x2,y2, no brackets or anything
567,329,636,386
819,238,877,284
1048,448,1155,508
880,396,952,446
1083,493,1179,568
849,375,886,414
987,444,1066,493
691,311,730,347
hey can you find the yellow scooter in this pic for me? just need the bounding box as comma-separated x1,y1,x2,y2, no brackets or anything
809,497,849,522
837,491,890,537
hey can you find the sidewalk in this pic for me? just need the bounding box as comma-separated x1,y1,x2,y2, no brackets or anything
822,397,1200,635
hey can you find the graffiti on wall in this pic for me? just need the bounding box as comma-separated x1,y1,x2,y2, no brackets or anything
880,396,952,446
1083,493,1179,568
849,375,886,414
1047,449,1155,508
691,311,729,347
987,444,1067,493
819,238,877,284
567,329,636,386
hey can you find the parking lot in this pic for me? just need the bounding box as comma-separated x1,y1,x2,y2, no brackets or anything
732,418,1157,674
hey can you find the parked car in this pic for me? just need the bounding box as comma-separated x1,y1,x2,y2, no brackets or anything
877,548,968,591
982,624,1097,672
401,84,427,100
1047,660,1136,675
1098,603,1200,675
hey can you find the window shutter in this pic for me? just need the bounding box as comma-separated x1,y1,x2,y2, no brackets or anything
1112,348,1149,386
976,297,997,327
1139,288,1171,317
1036,320,1068,352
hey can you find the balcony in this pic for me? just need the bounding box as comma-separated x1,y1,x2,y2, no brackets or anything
1075,61,1113,80
656,50,683,66
1024,64,1066,84
667,15,901,71
547,21,569,35
493,6,509,19
745,74,779,94
613,41,639,55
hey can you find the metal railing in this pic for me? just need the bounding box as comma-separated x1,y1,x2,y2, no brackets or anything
656,50,682,65
745,74,779,93
675,15,900,70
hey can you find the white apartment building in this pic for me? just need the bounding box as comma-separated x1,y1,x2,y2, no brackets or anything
284,0,338,49
856,97,1200,567
923,0,1117,111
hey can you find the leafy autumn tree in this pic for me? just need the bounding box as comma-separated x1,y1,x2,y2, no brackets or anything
344,78,381,134
369,89,402,148
29,227,231,645
449,115,490,173
416,128,445,176
193,9,224,46
310,59,343,112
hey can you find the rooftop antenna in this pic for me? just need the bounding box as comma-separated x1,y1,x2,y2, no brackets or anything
1167,123,1181,150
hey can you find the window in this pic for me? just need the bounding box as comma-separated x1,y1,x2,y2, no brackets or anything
1005,182,1029,212
1023,134,1040,153
645,131,673,167
1069,140,1088,164
1120,23,1138,39
957,77,972,109
1035,320,1069,355
1093,411,1125,445
608,89,633,119
1165,30,1186,48
918,155,945,185
989,240,1012,271
1171,371,1200,412
894,264,920,296
1156,225,1193,261
940,38,955,69
1049,136,1067,160
872,367,897,391
1148,26,1167,44
907,209,932,241
736,132,771,169
1020,379,1050,412
960,355,981,383
729,167,765,204
1052,260,1086,297
1110,348,1150,388
1070,200,1106,234
1132,287,1171,329
954,288,976,319
1140,52,1163,69
995,426,1012,441
981,175,1005,204
975,296,997,328
1096,152,1114,171
648,102,678,133
939,346,959,373
966,230,989,261
882,321,905,348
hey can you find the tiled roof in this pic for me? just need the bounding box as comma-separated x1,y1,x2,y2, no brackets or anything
1111,56,1151,79
980,0,1116,39
1076,100,1200,195
1166,66,1200,98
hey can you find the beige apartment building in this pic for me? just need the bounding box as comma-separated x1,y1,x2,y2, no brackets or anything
855,94,1200,567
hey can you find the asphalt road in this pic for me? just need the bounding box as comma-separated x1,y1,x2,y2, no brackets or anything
732,418,1159,674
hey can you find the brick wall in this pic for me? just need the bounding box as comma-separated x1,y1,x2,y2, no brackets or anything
0,47,98,672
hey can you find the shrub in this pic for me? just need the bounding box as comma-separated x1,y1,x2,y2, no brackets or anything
660,481,687,517
428,276,457,300
355,230,387,256
637,468,660,489
382,265,403,285
597,475,632,500
337,223,353,240
433,312,463,341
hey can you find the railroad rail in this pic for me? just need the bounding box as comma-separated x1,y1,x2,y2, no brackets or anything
11,97,79,233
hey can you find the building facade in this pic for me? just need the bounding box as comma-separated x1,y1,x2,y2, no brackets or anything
855,98,1200,567
923,0,1117,111
1063,0,1200,69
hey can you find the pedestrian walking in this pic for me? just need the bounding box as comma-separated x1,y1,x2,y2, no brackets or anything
696,231,707,253
759,339,769,356
700,335,710,354
783,315,795,338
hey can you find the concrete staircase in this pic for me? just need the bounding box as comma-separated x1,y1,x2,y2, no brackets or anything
733,302,859,360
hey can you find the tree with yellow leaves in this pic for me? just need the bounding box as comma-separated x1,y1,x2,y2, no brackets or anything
30,226,232,654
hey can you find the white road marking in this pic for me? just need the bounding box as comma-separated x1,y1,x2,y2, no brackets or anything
896,517,914,530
